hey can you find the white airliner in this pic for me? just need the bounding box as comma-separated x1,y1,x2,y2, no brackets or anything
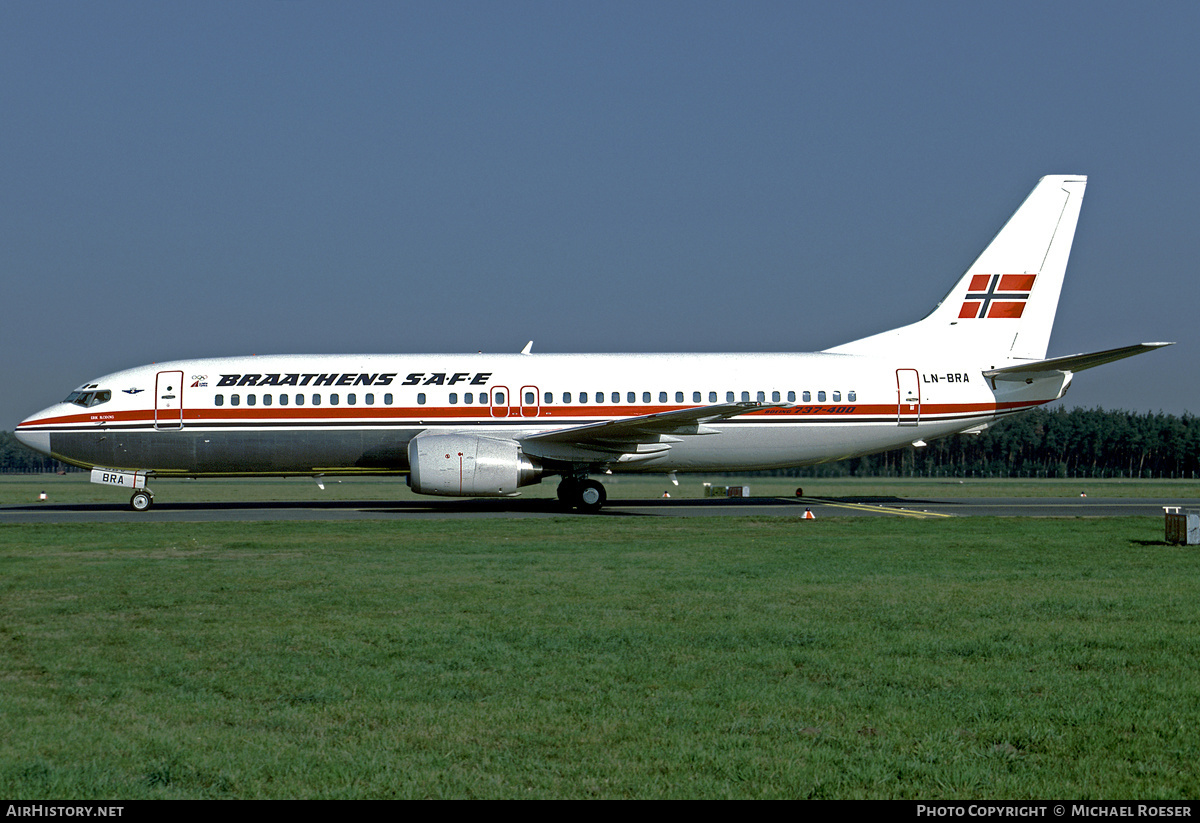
14,175,1171,512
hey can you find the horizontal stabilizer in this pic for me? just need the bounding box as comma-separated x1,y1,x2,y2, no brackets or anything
982,343,1172,381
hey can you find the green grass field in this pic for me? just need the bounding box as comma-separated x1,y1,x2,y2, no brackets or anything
2,515,1198,798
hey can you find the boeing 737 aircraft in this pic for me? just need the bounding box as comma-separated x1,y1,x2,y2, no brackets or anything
14,175,1171,512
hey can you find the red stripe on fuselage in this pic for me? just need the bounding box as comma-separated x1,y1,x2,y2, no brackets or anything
17,399,1049,431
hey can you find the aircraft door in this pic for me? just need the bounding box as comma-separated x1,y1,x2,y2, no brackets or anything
896,369,920,427
520,385,540,417
155,370,184,430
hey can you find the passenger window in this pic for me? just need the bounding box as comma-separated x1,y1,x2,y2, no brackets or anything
330,394,338,405
348,393,356,405
710,392,718,403
643,392,652,403
247,395,256,406
215,395,224,406
833,391,841,402
231,395,240,406
365,393,373,405
802,391,811,402
544,392,553,404
787,391,796,402
675,392,684,403
593,392,602,404
279,394,288,406
463,393,472,404
417,393,426,405
262,394,271,406
628,392,636,403
693,391,701,403
525,391,535,404
818,391,826,402
757,391,765,402
312,394,321,406
564,392,573,404
612,392,620,403
741,391,750,402
848,391,856,402
495,391,504,404
295,394,304,406
449,393,458,404
384,393,393,405
772,391,780,402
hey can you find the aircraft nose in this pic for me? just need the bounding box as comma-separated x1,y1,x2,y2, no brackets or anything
14,413,52,456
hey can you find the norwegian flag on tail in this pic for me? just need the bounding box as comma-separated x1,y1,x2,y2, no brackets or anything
958,274,1036,319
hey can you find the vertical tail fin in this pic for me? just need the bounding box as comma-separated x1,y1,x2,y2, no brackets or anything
827,175,1087,362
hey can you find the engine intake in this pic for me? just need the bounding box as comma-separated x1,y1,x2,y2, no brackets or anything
408,434,543,497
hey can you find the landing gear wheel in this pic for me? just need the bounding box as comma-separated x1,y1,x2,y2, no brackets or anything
130,491,154,512
556,477,580,505
575,479,607,513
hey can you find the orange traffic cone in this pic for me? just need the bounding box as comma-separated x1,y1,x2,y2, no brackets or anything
802,508,815,519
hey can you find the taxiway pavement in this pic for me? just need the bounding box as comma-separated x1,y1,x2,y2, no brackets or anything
1,496,1194,524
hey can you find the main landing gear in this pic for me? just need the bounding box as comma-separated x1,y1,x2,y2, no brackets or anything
556,476,607,513
130,490,154,512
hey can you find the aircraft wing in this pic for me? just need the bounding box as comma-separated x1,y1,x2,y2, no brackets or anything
519,401,786,465
983,342,1173,382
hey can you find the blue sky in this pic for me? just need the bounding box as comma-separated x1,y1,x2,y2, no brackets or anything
3,1,1196,427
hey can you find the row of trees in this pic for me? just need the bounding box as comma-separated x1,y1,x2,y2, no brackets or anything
783,407,1200,478
3,406,1199,478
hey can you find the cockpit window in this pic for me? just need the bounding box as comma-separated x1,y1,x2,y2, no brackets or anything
64,390,112,408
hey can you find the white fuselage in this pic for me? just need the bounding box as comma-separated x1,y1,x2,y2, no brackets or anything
14,351,1063,478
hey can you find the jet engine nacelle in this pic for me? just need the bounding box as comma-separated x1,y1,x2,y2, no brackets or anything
407,434,543,497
